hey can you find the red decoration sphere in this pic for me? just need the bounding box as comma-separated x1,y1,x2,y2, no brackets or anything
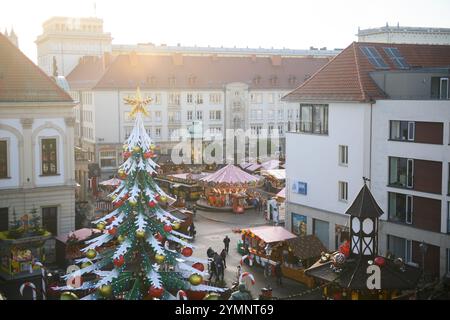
108,228,117,236
114,201,123,208
148,201,157,208
374,256,386,267
148,286,164,298
107,217,116,224
181,247,193,257
192,262,205,272
155,233,164,243
123,151,131,159
113,256,124,268
144,152,153,159
155,194,161,201
163,225,172,233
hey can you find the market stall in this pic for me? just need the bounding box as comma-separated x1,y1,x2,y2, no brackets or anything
261,169,285,193
199,164,260,213
155,172,206,202
266,187,286,223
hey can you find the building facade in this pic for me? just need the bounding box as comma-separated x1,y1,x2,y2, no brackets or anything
283,42,450,279
66,52,333,179
0,33,77,242
357,25,450,45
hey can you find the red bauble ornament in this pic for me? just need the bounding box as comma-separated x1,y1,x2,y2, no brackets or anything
108,228,117,236
374,256,386,267
113,255,124,268
114,200,123,208
181,247,193,257
192,262,205,272
339,240,350,258
148,286,164,298
155,194,161,201
163,225,172,233
123,151,131,159
107,217,116,224
144,152,153,159
148,201,157,208
155,233,164,243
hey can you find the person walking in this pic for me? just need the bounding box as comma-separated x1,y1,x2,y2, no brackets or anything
220,248,227,268
223,235,231,254
275,262,283,287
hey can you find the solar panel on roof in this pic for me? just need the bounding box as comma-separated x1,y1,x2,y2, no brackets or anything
383,47,410,69
360,46,389,69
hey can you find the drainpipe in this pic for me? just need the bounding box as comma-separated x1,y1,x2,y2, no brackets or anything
369,101,374,188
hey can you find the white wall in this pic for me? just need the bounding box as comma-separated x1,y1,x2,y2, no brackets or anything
359,32,450,45
286,102,371,215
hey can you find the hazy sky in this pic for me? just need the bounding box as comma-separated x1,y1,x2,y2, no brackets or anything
2,0,450,63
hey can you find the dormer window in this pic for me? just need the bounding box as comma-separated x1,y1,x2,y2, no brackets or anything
289,75,297,85
270,76,278,86
253,75,261,85
188,75,196,86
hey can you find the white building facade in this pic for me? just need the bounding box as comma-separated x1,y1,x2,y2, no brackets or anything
284,42,450,279
357,25,450,45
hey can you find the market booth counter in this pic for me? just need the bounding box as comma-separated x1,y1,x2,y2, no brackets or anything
0,231,51,281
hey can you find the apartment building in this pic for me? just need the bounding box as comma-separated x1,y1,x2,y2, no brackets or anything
66,52,332,179
283,41,450,279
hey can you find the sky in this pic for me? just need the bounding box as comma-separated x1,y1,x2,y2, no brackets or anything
2,0,450,63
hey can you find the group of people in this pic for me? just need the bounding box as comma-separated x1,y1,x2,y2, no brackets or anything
253,194,267,214
206,236,231,284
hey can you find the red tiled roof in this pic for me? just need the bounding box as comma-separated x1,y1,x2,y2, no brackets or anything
0,33,73,103
66,55,115,90
67,53,330,90
283,42,450,103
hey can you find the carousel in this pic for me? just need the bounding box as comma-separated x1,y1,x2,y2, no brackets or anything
198,164,260,213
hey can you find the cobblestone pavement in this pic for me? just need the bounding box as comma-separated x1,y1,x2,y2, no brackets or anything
191,208,322,300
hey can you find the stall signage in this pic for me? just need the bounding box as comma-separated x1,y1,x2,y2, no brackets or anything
292,181,307,195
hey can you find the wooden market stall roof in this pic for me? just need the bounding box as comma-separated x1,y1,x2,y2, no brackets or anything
261,169,286,180
276,187,286,199
55,228,103,244
201,164,259,184
285,235,327,260
244,226,296,243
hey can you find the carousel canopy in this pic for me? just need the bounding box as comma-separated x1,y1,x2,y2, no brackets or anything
200,164,259,184
244,226,296,244
99,177,122,187
261,169,286,181
261,159,281,170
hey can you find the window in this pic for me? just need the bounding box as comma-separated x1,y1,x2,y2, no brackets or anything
441,78,449,100
82,92,92,105
209,127,222,135
196,111,203,120
287,109,294,120
41,138,57,175
251,125,262,135
99,151,117,168
124,126,133,139
300,104,328,134
277,109,284,120
360,46,389,69
388,192,413,224
387,235,412,263
277,125,284,135
168,111,181,123
338,181,348,202
313,219,329,248
153,93,161,104
209,93,221,104
169,93,180,105
196,94,203,104
155,128,161,138
0,141,7,178
383,47,409,69
268,93,275,104
389,157,414,188
187,111,193,121
390,120,415,141
209,110,221,120
187,93,193,104
250,93,262,104
154,111,162,122
42,207,57,235
339,145,348,166
268,125,274,134
0,208,8,232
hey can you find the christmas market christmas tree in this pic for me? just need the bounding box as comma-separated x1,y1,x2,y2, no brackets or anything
56,88,224,300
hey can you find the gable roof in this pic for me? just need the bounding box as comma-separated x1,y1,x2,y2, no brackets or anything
283,42,450,103
67,53,330,90
0,33,73,103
